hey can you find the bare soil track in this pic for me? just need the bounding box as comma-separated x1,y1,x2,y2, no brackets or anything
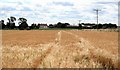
2,30,118,68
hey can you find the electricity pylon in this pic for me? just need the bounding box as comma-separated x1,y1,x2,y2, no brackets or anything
93,9,101,29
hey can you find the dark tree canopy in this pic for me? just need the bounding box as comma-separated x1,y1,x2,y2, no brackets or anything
6,16,16,29
79,24,82,29
18,17,28,30
18,18,27,23
10,16,16,22
48,24,54,28
56,22,62,28
0,20,5,29
30,23,39,29
55,22,70,28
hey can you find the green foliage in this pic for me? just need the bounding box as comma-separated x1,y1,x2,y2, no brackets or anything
6,16,16,29
0,20,5,29
18,18,28,30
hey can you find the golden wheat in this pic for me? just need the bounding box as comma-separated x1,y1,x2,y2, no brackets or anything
2,30,118,68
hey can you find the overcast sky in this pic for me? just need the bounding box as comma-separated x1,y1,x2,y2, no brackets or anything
0,0,119,26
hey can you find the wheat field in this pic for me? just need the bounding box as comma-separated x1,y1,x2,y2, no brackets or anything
2,30,118,68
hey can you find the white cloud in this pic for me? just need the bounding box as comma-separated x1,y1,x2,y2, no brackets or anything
0,0,119,26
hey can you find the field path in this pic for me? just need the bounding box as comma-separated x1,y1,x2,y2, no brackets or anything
62,31,118,68
32,44,53,68
34,31,99,68
31,30,118,68
32,31,62,68
55,31,62,45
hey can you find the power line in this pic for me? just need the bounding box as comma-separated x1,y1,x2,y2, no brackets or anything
93,9,101,29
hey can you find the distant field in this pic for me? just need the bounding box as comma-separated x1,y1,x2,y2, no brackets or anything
2,30,118,68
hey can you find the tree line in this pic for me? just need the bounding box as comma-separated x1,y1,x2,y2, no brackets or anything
0,16,118,30
0,16,29,30
49,22,117,29
0,16,71,30
79,23,117,29
48,22,70,28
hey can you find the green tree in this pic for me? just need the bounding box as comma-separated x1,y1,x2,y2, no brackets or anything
18,17,28,30
0,20,5,29
79,24,82,29
56,22,62,28
6,16,16,29
48,24,54,28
